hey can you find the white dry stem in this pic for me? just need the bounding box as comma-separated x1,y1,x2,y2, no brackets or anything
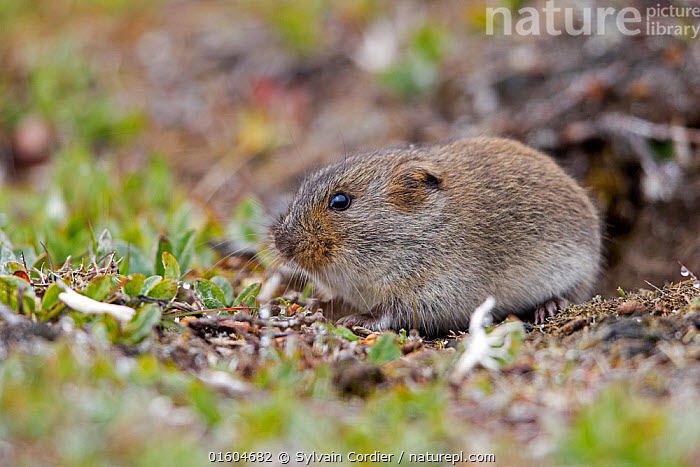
57,281,135,322
452,297,524,380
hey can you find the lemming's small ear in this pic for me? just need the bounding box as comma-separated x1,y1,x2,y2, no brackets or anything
387,166,442,210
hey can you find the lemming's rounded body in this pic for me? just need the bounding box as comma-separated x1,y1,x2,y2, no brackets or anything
272,137,601,336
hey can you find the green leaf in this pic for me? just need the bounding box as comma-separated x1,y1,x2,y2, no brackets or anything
38,282,65,320
203,298,225,310
0,275,37,313
32,253,49,271
140,275,162,295
123,274,145,298
154,235,173,278
41,283,63,311
161,251,180,280
123,304,161,344
195,279,226,310
210,276,234,307
0,242,17,271
367,333,402,364
319,323,359,341
15,248,37,269
172,229,196,274
113,240,151,276
234,282,261,308
86,275,117,301
144,279,178,301
4,261,26,274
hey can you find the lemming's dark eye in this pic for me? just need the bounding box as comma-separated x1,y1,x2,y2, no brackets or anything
329,191,351,211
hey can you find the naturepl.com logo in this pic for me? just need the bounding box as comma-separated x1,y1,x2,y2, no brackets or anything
485,1,700,39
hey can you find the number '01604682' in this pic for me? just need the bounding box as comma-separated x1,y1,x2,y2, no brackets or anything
209,452,273,463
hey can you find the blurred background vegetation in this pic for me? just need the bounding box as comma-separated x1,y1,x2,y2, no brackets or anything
0,0,699,464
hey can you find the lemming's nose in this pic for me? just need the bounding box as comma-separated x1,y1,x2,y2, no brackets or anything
273,223,295,260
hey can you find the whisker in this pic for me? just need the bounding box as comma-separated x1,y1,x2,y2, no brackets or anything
203,243,261,276
340,266,371,313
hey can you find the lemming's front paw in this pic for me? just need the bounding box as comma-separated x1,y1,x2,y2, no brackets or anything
336,312,384,331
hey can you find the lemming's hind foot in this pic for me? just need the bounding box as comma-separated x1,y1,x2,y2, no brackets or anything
336,312,384,331
534,297,570,325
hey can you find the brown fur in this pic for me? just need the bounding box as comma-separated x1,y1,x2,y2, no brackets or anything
272,137,602,337
387,167,442,210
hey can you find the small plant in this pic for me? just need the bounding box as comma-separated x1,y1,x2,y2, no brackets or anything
367,332,402,364
452,297,525,378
